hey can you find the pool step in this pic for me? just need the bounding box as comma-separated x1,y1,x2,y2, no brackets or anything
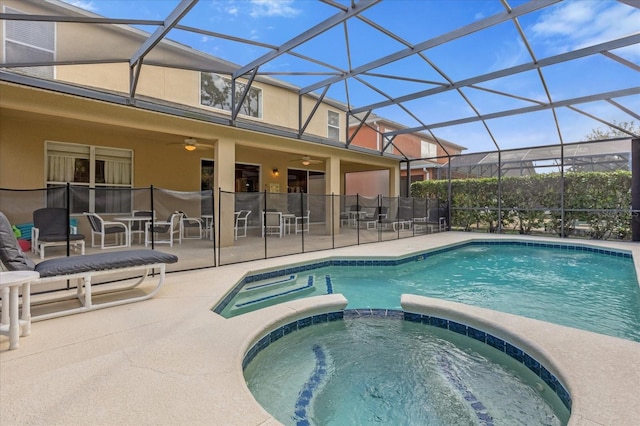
235,275,315,309
242,274,297,292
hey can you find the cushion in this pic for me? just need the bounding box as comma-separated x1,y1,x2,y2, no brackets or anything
18,239,31,252
0,212,36,271
35,249,178,278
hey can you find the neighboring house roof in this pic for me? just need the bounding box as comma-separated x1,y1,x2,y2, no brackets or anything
349,112,466,152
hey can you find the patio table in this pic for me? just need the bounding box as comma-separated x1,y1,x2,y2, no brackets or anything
0,270,40,349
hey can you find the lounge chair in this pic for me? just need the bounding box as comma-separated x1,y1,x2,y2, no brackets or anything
32,208,85,259
0,212,178,321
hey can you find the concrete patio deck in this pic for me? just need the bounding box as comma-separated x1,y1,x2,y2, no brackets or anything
1,233,639,425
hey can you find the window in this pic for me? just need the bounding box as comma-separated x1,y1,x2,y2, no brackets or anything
200,73,262,118
235,163,260,192
46,142,133,214
421,140,437,158
4,7,55,79
328,110,340,140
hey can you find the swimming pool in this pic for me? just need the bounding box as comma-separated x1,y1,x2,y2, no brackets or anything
244,313,571,425
215,241,640,342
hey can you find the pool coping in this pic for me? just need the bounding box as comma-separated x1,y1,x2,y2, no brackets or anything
1,232,639,425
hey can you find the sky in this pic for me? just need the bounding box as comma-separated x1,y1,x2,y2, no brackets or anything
61,0,640,153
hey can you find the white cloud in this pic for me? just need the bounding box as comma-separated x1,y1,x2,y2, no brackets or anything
249,0,301,18
226,5,239,16
530,1,640,59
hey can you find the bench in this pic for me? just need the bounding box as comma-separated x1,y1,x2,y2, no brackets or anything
0,212,178,322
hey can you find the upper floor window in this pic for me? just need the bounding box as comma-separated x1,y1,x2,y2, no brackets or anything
200,73,262,118
4,6,55,79
421,140,437,158
328,110,340,140
46,141,133,214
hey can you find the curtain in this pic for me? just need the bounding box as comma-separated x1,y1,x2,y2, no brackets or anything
47,155,75,182
104,159,131,185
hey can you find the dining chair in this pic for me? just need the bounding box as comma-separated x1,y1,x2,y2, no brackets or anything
130,210,154,244
84,212,129,249
261,211,282,238
234,210,251,240
145,212,182,247
177,211,204,239
295,210,310,234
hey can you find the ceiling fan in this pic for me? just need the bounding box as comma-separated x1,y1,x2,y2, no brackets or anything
170,137,215,151
289,155,323,166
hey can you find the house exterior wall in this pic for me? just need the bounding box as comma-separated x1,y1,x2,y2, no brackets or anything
0,0,402,224
0,82,397,192
0,0,343,142
349,120,464,182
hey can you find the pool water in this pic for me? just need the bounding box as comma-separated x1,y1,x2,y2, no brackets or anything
245,317,570,425
222,244,640,342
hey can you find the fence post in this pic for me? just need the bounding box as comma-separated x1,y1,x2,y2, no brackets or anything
66,182,70,257
149,185,154,249
263,190,268,259
632,139,640,241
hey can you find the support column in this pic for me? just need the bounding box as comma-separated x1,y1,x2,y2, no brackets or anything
325,156,341,234
632,139,640,241
215,138,236,247
389,164,400,197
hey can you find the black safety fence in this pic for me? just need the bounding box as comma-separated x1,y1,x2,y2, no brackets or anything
0,185,447,273
216,190,446,266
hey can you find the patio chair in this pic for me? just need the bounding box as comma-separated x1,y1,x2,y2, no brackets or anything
295,210,310,234
363,206,388,230
177,211,204,239
84,212,129,249
130,210,154,244
261,211,283,238
379,206,412,231
234,210,251,240
32,208,85,259
145,212,182,247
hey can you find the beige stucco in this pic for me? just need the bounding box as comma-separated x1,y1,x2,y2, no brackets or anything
1,0,344,142
0,0,406,249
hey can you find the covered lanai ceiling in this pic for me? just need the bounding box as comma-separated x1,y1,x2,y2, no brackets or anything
1,0,639,159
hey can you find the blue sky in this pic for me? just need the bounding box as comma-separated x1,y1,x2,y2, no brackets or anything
64,0,639,152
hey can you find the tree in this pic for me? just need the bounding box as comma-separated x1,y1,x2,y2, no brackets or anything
585,120,639,141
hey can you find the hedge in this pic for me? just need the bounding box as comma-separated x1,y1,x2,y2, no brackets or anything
411,171,632,239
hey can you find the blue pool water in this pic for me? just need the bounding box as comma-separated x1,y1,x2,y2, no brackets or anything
218,242,640,342
244,315,570,425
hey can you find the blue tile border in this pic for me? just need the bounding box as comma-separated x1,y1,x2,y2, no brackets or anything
234,276,315,308
242,311,344,370
242,309,572,413
293,344,327,426
213,240,632,314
